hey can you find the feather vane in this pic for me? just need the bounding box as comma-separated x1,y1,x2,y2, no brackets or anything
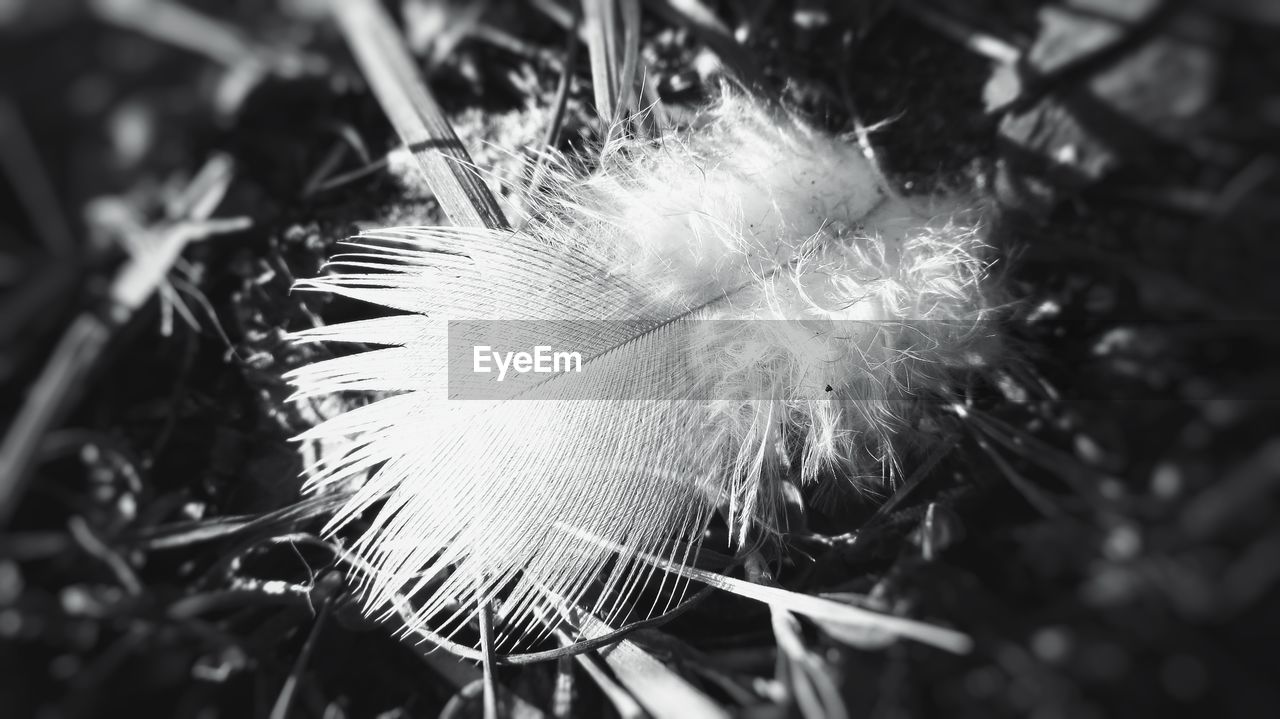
288,95,1002,644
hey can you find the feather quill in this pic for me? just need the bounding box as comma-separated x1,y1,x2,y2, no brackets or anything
288,94,1003,646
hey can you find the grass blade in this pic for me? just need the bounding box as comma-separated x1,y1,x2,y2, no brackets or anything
562,525,974,654
555,602,730,719
582,0,618,120
553,626,647,719
330,0,508,230
581,0,641,124
616,0,642,121
89,0,258,68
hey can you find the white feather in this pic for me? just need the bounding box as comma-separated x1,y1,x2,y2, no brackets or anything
287,95,1003,644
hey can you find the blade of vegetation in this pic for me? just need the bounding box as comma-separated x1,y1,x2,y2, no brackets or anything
581,0,641,124
0,313,110,526
89,0,259,68
772,607,849,719
330,0,508,230
552,655,574,718
544,7,584,147
582,0,617,120
896,0,1021,64
528,4,583,195
136,492,355,550
529,0,573,29
858,435,959,531
563,525,974,654
552,626,646,719
269,601,331,719
616,0,641,120
745,554,849,718
562,604,731,719
68,515,144,595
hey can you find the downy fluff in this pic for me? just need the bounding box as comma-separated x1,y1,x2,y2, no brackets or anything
288,95,1003,644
